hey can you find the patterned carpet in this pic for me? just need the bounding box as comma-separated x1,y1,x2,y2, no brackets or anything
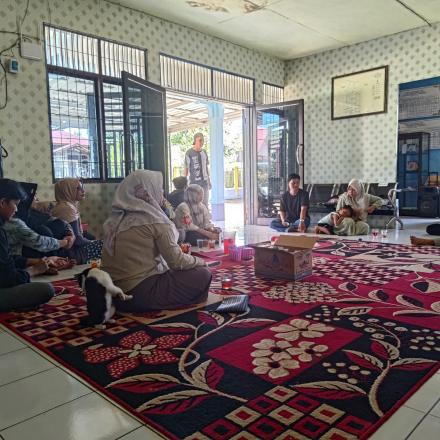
1,239,440,439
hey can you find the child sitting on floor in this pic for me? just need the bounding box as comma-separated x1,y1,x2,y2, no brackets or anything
314,205,354,235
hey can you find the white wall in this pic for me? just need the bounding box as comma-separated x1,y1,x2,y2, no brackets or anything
284,23,440,185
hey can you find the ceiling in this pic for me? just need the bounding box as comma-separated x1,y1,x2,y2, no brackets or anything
166,92,242,133
109,0,440,59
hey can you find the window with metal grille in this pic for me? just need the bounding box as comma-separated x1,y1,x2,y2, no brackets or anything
160,54,254,104
45,25,147,180
262,82,284,104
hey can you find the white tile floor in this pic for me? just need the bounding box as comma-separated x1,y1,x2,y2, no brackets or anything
0,218,439,439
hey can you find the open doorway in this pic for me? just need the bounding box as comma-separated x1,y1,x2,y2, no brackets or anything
166,92,245,230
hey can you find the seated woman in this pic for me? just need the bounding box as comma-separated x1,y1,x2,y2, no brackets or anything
410,236,440,246
174,184,220,245
0,179,55,312
323,179,382,236
51,178,102,264
101,170,212,312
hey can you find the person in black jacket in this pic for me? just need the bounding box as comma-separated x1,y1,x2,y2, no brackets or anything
0,179,55,312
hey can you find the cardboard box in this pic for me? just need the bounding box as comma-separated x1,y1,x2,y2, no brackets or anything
250,235,317,280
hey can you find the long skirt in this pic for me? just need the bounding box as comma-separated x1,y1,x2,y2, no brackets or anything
114,266,212,312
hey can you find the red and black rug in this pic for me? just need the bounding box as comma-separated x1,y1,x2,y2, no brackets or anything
1,239,440,439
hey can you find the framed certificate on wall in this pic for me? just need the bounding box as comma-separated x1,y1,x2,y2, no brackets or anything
332,66,388,120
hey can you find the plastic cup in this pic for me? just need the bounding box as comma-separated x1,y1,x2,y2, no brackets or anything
223,230,236,254
221,275,233,290
180,243,191,254
381,229,388,238
208,239,216,249
90,259,101,269
371,228,379,238
197,239,204,249
202,239,209,248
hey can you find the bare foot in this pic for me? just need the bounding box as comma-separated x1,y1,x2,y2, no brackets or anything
410,236,435,246
315,225,331,235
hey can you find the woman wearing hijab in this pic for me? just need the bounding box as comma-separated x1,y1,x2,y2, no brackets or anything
52,178,102,263
174,184,220,245
101,170,211,312
331,179,382,235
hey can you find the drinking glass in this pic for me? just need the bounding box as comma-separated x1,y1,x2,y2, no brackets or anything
208,239,216,249
380,229,388,238
223,230,236,254
197,239,204,249
180,243,191,254
371,228,379,238
221,274,233,290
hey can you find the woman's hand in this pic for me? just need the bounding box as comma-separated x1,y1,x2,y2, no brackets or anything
63,235,75,249
209,231,219,240
26,258,50,276
281,221,290,227
46,256,69,268
367,206,376,214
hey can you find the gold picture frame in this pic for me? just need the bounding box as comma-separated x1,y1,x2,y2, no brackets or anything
332,66,388,120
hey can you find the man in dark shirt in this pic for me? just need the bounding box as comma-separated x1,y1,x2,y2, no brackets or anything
184,133,210,206
0,179,54,312
270,173,310,233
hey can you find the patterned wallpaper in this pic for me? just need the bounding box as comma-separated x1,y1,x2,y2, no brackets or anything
284,22,440,185
0,0,284,234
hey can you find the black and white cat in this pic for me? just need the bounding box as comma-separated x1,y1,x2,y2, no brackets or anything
76,268,132,328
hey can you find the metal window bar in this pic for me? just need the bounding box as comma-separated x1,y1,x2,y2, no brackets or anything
263,83,284,104
45,25,145,80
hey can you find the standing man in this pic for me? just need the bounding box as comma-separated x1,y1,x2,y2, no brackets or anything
270,173,310,233
184,133,211,206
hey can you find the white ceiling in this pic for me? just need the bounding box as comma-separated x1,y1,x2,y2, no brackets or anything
109,0,440,59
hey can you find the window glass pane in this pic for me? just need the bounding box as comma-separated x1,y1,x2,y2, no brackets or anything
48,73,100,179
45,27,98,73
263,83,284,104
101,41,146,79
160,55,211,96
213,70,254,104
103,83,125,178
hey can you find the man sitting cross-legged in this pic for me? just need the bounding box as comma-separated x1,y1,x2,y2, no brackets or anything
270,173,310,233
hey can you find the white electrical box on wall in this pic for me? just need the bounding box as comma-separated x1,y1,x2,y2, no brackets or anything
20,41,43,60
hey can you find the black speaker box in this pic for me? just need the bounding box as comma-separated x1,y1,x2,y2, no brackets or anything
418,186,440,217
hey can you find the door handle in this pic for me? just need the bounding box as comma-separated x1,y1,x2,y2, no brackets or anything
296,143,304,166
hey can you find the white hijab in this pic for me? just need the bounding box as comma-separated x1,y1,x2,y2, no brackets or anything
103,170,176,255
345,178,369,219
184,184,206,227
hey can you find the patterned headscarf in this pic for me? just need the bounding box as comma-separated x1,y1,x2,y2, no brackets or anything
183,184,205,228
52,178,81,223
103,170,175,255
345,178,369,218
